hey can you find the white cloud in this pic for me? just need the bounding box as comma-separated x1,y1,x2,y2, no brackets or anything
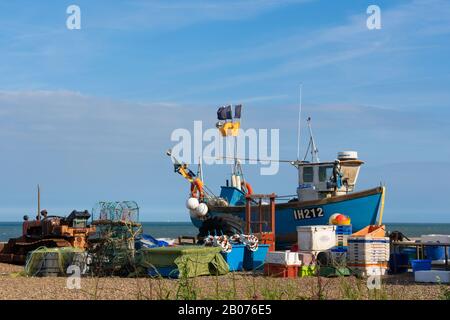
163,0,450,98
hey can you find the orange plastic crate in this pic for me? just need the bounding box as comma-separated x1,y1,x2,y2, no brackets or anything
264,263,298,278
351,225,386,238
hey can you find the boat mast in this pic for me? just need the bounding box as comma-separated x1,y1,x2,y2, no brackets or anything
297,84,303,161
198,156,204,182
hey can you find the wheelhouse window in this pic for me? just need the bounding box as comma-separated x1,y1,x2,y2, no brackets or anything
303,167,314,183
319,166,334,182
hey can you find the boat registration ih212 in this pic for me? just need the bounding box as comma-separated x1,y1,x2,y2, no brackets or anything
293,208,323,220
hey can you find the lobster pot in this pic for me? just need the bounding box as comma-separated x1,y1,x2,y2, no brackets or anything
297,226,336,252
347,237,390,265
330,251,347,266
93,201,140,222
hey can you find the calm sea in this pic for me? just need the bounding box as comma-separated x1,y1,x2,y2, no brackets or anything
0,222,198,242
0,222,449,242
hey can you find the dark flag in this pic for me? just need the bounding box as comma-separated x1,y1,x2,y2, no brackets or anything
225,105,233,120
234,104,242,119
217,106,227,120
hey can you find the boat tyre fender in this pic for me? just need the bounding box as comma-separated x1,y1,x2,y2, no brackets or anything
197,214,245,243
190,178,204,200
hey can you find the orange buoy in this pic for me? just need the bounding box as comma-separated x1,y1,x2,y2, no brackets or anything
242,181,253,196
190,178,204,200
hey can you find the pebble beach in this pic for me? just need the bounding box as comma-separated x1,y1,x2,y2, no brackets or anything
1,263,448,300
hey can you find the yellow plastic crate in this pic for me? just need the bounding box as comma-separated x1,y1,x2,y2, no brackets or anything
298,265,317,277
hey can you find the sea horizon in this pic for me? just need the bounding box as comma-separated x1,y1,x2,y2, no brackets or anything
1,221,450,242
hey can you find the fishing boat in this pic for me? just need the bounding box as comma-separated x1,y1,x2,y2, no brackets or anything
168,105,386,249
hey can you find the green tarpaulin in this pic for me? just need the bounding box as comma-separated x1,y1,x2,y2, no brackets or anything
25,246,86,277
135,245,229,278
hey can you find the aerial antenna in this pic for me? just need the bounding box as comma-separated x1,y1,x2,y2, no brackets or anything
306,117,320,162
198,156,204,182
296,84,303,160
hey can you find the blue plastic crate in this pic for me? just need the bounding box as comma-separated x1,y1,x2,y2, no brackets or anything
221,244,245,271
148,266,179,278
424,246,446,260
331,246,348,253
243,244,270,271
411,259,432,273
335,225,352,235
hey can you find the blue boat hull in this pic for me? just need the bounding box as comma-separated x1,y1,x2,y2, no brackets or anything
191,187,384,249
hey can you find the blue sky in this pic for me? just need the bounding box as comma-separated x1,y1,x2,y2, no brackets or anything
0,0,449,222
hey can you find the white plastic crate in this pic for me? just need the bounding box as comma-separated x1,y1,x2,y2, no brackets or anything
348,250,389,256
348,237,389,266
349,265,387,277
349,259,389,265
265,251,302,266
420,234,450,244
414,270,450,283
348,255,389,262
349,256,389,262
297,225,336,251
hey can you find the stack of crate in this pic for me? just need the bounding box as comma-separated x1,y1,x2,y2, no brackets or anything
264,251,301,278
335,225,352,249
296,225,336,277
347,225,390,277
330,225,352,266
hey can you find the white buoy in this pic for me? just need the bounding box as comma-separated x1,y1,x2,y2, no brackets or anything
231,175,237,188
235,175,242,190
186,197,199,210
194,203,208,217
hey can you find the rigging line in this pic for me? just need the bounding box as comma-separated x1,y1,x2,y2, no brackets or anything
303,138,312,161
202,155,295,163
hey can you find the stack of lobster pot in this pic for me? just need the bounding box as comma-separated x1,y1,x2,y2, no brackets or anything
347,225,390,277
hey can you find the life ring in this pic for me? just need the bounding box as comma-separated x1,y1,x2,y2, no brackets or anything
190,178,204,199
241,181,253,196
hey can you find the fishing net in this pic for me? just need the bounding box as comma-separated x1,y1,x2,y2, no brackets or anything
24,246,87,277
